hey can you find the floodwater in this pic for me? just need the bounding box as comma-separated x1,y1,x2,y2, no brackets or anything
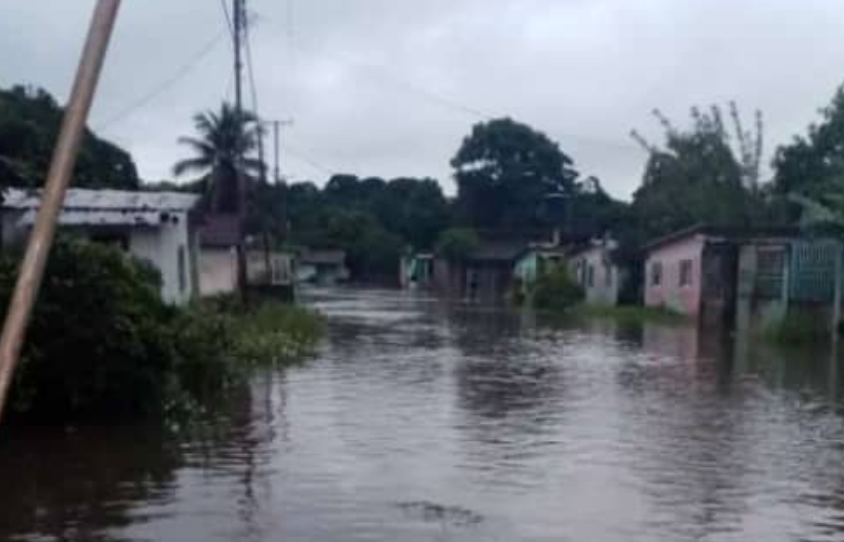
3,289,844,542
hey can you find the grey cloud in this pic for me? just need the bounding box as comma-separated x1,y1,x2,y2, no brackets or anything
3,0,844,199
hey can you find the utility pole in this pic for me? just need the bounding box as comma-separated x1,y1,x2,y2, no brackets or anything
0,0,122,424
263,119,293,183
232,0,248,300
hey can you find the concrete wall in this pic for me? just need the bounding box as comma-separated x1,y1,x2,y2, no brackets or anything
199,247,238,296
3,209,197,306
129,211,194,305
644,235,705,316
572,247,622,307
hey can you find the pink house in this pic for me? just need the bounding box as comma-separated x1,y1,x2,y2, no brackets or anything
643,226,738,322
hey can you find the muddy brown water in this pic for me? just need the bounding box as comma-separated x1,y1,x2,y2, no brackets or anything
2,288,844,541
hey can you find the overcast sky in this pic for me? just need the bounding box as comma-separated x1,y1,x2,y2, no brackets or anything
2,0,844,199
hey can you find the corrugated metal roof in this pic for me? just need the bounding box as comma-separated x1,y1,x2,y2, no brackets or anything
16,209,163,227
3,188,199,212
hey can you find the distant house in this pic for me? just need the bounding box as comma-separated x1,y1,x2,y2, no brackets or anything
298,249,349,285
513,243,567,299
400,253,434,290
736,232,843,334
643,225,738,323
569,237,627,307
1,188,200,305
247,249,295,287
198,213,240,297
434,240,526,303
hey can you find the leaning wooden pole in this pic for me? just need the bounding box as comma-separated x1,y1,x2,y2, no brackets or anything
0,0,122,424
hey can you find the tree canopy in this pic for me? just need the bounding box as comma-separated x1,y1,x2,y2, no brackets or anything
452,118,579,231
0,85,140,191
630,105,763,240
173,103,263,214
282,174,450,280
774,84,844,197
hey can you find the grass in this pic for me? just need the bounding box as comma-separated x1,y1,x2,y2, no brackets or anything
572,304,688,325
228,301,325,367
762,313,829,347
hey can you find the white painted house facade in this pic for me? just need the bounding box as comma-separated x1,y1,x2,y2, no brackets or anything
1,188,201,305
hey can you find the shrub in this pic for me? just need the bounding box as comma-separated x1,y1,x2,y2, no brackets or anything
0,239,324,423
530,266,584,312
0,239,180,420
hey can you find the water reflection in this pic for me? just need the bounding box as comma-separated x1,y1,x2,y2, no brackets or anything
0,424,182,541
3,289,844,541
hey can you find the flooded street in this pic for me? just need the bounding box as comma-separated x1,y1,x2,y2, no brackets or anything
3,288,844,541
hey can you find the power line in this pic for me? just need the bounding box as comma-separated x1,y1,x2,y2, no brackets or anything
263,23,638,152
219,0,235,41
282,142,336,176
96,31,226,130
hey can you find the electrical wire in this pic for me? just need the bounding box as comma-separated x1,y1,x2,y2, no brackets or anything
219,0,235,42
266,22,638,152
96,31,226,130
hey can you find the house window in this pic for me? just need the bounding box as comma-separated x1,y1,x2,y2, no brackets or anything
679,259,693,287
650,261,662,286
178,245,187,293
587,264,595,287
604,263,613,287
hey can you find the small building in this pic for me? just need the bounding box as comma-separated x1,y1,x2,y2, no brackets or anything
643,225,738,323
246,247,296,300
198,213,240,297
568,238,626,307
1,187,201,305
736,233,843,335
297,249,349,285
400,253,434,290
513,243,568,300
514,244,567,284
434,241,526,304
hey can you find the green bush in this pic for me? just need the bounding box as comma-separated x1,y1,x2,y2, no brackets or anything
0,239,179,420
228,302,324,366
530,266,584,312
0,239,323,422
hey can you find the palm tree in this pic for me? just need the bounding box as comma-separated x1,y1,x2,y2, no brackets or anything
173,103,263,213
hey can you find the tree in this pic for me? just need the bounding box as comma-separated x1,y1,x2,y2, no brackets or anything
452,118,579,230
324,209,403,280
0,85,140,191
774,83,844,197
375,177,449,250
630,105,763,239
435,228,480,262
173,103,263,214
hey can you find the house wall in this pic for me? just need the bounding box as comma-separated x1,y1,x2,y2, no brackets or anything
572,247,622,307
644,235,705,316
2,209,197,306
199,247,238,296
129,212,194,305
247,250,294,286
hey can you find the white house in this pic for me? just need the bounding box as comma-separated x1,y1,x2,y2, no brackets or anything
1,188,201,305
568,237,626,307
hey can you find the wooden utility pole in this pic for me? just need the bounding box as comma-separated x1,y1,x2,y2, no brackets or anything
0,0,122,424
